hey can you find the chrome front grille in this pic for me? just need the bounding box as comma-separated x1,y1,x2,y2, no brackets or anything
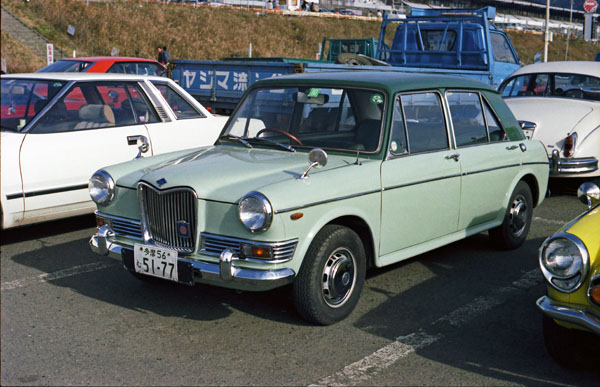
138,182,197,253
200,233,298,263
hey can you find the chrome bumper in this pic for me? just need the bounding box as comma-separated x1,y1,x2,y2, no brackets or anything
90,226,295,291
550,150,598,175
536,296,600,335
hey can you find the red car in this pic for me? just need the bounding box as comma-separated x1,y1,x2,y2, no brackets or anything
37,56,165,76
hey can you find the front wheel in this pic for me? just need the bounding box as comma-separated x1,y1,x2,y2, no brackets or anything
489,181,533,250
293,225,366,325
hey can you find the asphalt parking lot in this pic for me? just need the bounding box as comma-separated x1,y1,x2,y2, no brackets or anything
1,191,599,386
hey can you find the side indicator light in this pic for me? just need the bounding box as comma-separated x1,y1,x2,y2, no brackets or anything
591,285,600,305
291,213,303,220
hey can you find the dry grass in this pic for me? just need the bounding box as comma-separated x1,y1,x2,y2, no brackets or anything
0,30,45,73
1,0,598,72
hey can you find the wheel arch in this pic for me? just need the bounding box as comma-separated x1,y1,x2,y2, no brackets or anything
520,173,541,208
328,215,376,269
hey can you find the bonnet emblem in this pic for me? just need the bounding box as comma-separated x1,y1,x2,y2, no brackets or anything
156,178,167,187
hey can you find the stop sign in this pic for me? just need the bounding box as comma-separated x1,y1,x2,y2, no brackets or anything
584,0,598,13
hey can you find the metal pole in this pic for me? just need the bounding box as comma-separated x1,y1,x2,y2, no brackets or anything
544,0,550,62
565,0,573,60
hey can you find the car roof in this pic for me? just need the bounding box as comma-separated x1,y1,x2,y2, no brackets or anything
253,71,496,93
56,56,160,63
508,61,600,77
1,73,169,82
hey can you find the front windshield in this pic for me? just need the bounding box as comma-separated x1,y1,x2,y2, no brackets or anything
37,60,92,73
500,72,600,101
1,79,66,131
222,86,385,153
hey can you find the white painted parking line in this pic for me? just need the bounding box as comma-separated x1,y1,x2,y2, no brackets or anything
313,269,544,386
532,216,568,226
1,261,117,291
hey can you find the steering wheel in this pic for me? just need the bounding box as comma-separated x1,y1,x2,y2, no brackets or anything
562,88,584,99
256,128,303,145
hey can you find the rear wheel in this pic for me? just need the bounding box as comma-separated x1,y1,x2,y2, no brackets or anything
489,181,533,250
293,225,366,325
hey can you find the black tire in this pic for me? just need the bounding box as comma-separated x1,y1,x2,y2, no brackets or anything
542,315,582,368
489,181,533,250
293,225,366,325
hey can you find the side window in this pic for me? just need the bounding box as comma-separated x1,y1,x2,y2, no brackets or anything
151,82,205,119
389,96,408,155
490,33,518,64
447,91,488,147
97,85,136,126
400,92,448,153
107,64,125,74
31,86,84,133
127,85,159,124
483,101,506,142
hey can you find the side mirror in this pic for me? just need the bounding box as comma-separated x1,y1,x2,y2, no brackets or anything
577,182,600,209
298,148,327,179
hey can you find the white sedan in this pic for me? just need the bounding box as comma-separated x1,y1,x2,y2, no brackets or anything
499,61,600,183
1,73,228,229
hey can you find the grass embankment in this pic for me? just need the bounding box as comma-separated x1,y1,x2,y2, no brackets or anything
1,0,598,73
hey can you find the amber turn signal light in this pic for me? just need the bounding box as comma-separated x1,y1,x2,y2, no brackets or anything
290,212,303,220
590,285,600,305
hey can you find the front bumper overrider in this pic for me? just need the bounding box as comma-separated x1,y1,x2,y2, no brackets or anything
90,226,295,291
536,296,600,335
550,150,598,176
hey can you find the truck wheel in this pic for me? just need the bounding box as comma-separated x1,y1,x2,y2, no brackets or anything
489,181,532,250
293,225,366,325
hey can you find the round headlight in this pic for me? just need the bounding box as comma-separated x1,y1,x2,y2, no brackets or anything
238,192,273,233
89,170,115,206
539,233,589,293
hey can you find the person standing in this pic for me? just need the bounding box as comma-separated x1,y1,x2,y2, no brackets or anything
157,46,166,65
162,46,172,65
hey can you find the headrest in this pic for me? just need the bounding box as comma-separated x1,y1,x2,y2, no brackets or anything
78,104,115,124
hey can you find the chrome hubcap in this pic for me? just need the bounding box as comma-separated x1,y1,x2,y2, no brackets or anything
322,248,356,308
509,194,528,237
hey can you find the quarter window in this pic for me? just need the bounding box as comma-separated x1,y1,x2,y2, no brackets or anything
400,92,448,153
151,82,205,119
490,33,518,64
447,91,487,147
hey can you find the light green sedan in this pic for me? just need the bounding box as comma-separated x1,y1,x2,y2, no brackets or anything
89,71,549,325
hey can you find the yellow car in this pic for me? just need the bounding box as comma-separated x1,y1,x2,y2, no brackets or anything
537,182,600,367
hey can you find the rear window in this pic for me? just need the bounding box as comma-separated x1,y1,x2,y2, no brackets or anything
37,60,92,73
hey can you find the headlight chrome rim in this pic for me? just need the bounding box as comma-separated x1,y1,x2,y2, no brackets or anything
89,170,115,206
238,191,273,233
539,232,589,293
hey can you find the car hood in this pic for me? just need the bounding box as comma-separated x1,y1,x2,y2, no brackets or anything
505,98,599,147
115,145,378,206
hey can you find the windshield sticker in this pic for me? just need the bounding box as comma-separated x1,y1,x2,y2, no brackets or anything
307,88,321,98
370,94,383,104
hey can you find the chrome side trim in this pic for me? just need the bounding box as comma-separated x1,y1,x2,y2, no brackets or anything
275,189,381,214
536,296,600,335
384,173,461,191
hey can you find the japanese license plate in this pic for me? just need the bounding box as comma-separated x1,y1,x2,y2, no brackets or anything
134,244,178,282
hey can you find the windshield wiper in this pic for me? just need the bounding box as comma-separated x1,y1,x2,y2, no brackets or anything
218,134,252,148
246,137,295,152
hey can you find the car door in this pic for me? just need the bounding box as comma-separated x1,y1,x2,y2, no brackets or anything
445,90,522,230
19,81,153,221
142,80,224,154
380,91,461,257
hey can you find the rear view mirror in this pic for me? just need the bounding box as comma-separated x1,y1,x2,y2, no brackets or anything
295,92,329,105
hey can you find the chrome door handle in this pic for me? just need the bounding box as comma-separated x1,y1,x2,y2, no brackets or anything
127,135,149,159
506,145,519,150
445,153,460,162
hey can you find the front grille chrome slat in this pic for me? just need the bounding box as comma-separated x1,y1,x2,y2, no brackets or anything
138,183,197,253
200,233,298,263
